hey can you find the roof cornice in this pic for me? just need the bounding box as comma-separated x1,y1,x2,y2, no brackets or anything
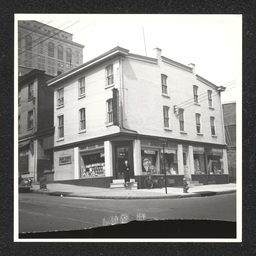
196,75,218,90
47,46,130,87
162,56,192,73
127,53,157,65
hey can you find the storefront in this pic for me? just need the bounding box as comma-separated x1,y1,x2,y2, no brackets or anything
193,147,206,175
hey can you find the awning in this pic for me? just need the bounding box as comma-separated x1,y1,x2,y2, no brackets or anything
18,140,30,149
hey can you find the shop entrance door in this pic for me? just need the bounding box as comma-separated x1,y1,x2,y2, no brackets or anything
115,145,133,180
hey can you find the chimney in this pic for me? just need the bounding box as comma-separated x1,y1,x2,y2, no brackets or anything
154,47,162,59
188,63,196,75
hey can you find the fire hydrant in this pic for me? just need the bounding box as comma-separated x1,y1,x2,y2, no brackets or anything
183,178,189,193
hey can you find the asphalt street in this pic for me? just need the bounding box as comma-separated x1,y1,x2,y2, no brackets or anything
18,192,236,234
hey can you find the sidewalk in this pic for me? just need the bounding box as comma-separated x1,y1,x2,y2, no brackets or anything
29,183,236,199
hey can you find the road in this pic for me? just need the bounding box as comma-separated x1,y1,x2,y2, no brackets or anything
18,192,236,235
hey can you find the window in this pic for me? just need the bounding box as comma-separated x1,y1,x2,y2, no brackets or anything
39,42,44,54
48,42,54,57
161,74,168,95
57,88,64,107
27,110,34,130
79,108,86,131
18,115,21,134
66,48,72,63
195,113,201,134
18,33,21,49
179,108,185,131
208,90,213,107
58,115,64,139
58,45,63,60
28,83,33,100
78,77,85,97
106,65,114,86
18,90,21,105
107,99,113,124
163,106,170,128
193,85,199,103
210,116,216,135
25,35,32,51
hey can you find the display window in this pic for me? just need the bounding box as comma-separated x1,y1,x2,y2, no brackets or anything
193,154,206,174
160,150,178,175
80,152,105,178
207,154,224,174
141,150,158,174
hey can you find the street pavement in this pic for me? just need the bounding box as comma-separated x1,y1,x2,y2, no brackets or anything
29,182,236,199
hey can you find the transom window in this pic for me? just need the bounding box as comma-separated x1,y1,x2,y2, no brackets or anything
28,83,33,100
58,115,64,139
79,108,86,131
210,116,216,135
163,106,170,128
78,77,85,97
107,99,113,124
179,108,185,131
193,85,199,103
106,65,114,86
57,88,64,107
208,90,213,107
161,74,168,94
27,110,34,130
195,113,201,134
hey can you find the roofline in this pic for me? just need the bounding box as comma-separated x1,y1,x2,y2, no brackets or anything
162,56,192,73
222,101,236,105
196,75,219,90
47,46,130,87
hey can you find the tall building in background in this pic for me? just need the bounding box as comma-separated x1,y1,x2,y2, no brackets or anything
18,20,84,77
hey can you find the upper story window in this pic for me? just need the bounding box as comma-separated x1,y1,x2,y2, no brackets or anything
18,90,21,105
107,99,113,124
58,115,64,139
106,64,114,87
25,35,32,51
79,108,86,131
18,32,22,49
179,108,185,132
57,88,64,107
39,42,44,54
58,45,63,60
27,110,34,130
66,48,72,63
208,90,213,107
163,106,170,128
193,85,199,104
48,42,54,57
210,116,216,135
28,83,34,100
161,74,168,95
18,115,21,134
195,113,201,134
78,77,85,97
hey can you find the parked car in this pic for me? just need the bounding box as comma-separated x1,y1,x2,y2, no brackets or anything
19,175,33,192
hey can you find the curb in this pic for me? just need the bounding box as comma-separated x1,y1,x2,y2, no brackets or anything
30,189,236,200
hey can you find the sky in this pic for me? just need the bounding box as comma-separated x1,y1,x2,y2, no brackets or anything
17,14,242,103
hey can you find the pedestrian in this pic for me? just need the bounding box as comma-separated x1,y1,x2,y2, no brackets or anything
123,160,130,185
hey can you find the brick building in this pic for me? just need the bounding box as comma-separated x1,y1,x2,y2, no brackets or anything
18,20,84,77
47,46,229,188
18,69,54,182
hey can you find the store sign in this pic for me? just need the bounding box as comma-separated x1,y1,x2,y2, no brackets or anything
59,156,71,165
144,150,155,155
161,149,176,154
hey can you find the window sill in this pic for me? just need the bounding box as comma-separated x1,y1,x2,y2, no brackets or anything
194,103,200,106
56,138,64,142
164,128,172,132
211,135,217,138
78,94,85,100
209,107,215,110
162,94,170,98
78,129,86,134
105,84,114,90
27,127,34,131
180,131,187,134
56,104,64,110
28,97,34,102
106,123,114,127
197,133,203,136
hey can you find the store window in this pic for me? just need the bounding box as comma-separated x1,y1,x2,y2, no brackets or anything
106,64,114,86
207,154,224,174
193,85,199,103
80,152,105,178
160,149,178,174
194,154,206,174
141,150,159,174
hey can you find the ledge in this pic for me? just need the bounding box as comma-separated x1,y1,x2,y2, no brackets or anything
56,138,64,142
209,107,215,110
211,135,217,138
56,104,64,110
194,103,201,106
162,94,170,99
105,84,114,90
197,133,204,136
106,123,114,127
164,128,172,132
180,131,187,134
78,95,85,100
78,130,86,134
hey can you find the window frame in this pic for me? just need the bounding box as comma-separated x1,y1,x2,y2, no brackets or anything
163,106,170,128
106,99,114,124
106,64,114,87
57,88,64,107
28,82,34,100
58,114,64,139
18,90,21,105
193,85,199,104
66,48,72,63
25,35,32,51
78,77,85,97
208,90,213,108
18,115,21,134
195,113,201,134
161,74,168,95
79,108,86,131
179,108,185,132
48,42,54,58
27,110,34,130
58,45,63,60
210,116,216,136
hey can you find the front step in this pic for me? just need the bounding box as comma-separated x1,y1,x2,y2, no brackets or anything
187,180,204,187
110,179,137,189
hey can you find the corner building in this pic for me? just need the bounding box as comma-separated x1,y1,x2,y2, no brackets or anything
48,47,229,188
